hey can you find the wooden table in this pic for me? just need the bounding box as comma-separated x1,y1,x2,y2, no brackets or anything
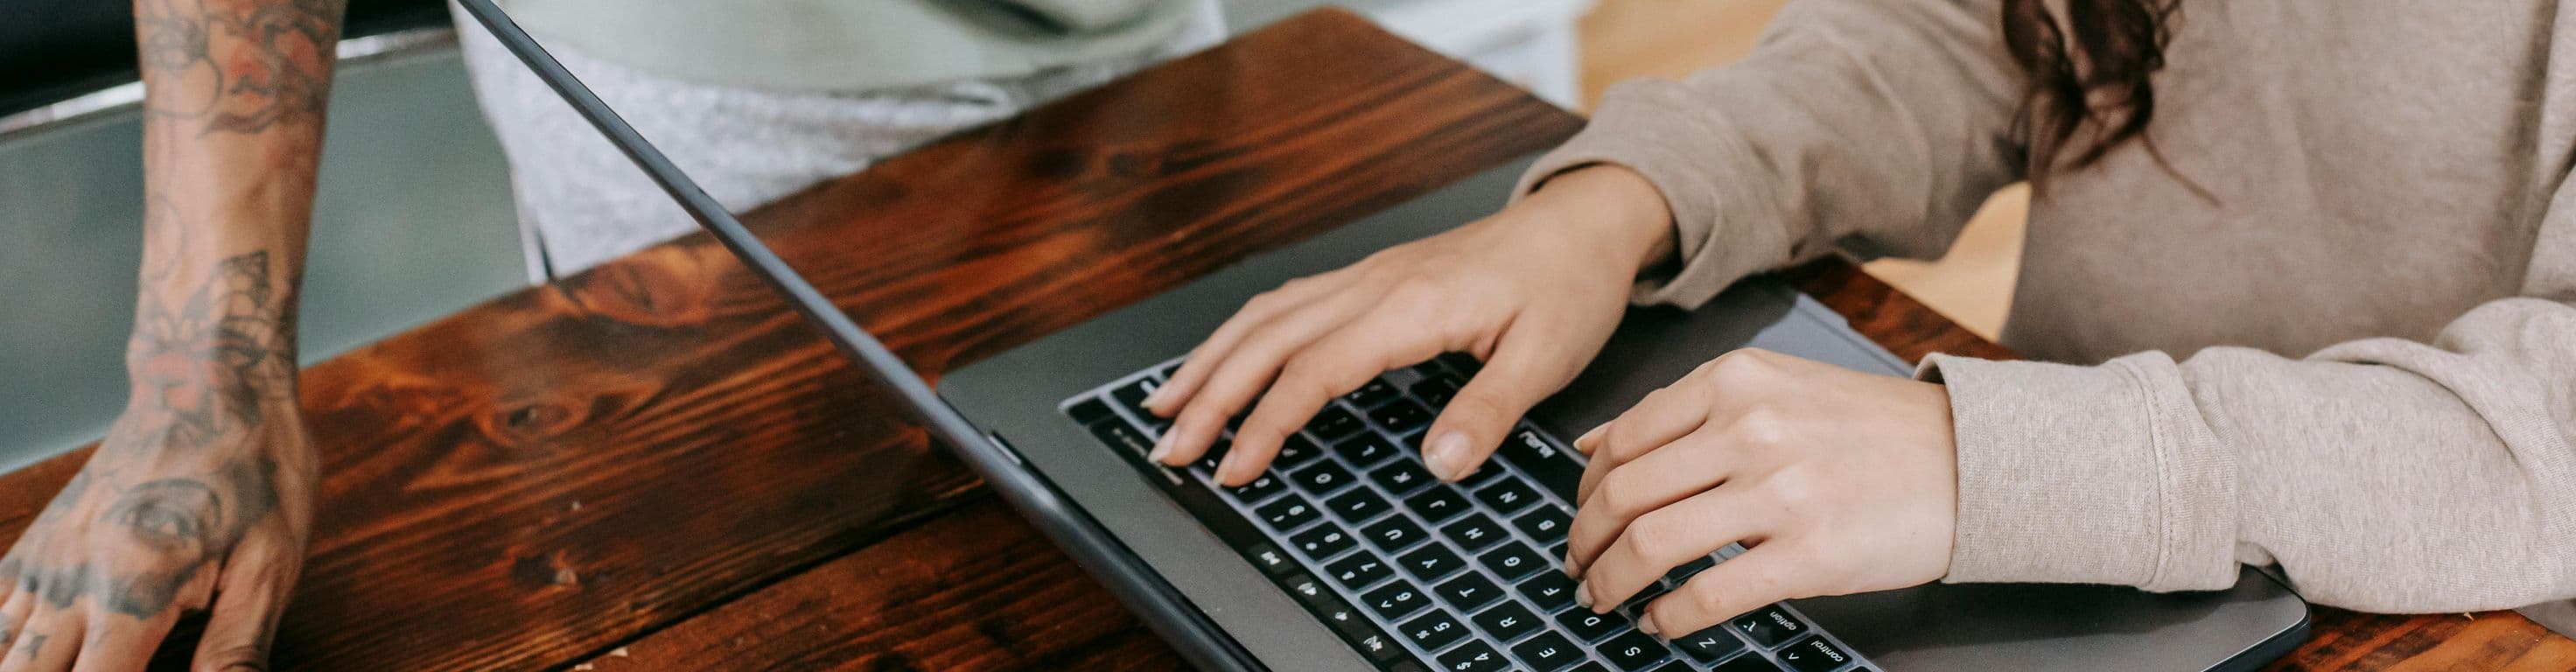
15,9,2569,671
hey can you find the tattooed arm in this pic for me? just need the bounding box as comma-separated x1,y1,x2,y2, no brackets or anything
0,0,344,669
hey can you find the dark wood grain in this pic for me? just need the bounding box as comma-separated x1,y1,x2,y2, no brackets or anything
0,7,2559,671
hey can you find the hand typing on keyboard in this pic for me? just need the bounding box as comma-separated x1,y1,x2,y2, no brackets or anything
1562,349,1957,639
1139,165,1672,486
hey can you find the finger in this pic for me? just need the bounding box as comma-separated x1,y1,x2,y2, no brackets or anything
1564,430,1735,577
1641,544,1806,639
68,609,178,672
1147,274,1343,417
1575,364,1721,504
0,604,81,672
192,530,301,672
1578,484,1769,615
1419,323,1569,481
1157,293,1369,472
0,587,32,646
1219,311,1450,484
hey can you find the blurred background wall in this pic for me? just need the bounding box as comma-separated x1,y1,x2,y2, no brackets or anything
0,0,2021,471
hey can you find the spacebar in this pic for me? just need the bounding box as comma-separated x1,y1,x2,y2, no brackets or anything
1496,425,1582,502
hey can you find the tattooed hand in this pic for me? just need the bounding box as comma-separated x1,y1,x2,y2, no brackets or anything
0,252,317,671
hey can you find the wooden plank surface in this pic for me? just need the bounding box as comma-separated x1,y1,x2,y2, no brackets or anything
0,8,2560,671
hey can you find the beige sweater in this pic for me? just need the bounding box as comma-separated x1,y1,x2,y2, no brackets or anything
1518,0,2576,621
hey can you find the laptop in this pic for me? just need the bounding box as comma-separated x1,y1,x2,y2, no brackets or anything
454,3,2312,670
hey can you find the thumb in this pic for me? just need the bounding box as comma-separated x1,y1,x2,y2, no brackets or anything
192,529,299,672
1421,332,1568,482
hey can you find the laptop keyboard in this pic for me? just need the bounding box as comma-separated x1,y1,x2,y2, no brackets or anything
1063,354,1876,672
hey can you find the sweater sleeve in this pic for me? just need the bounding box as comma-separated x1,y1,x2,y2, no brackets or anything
1514,0,2026,307
1917,177,2576,612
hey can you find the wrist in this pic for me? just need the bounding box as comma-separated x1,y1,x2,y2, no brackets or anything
1516,164,1676,274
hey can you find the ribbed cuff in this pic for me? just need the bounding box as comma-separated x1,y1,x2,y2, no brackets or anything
1511,80,1788,309
1916,353,2240,592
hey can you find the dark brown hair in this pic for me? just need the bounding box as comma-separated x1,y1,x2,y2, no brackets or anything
2000,0,2184,188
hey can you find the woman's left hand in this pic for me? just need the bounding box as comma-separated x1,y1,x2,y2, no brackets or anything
1562,348,1958,639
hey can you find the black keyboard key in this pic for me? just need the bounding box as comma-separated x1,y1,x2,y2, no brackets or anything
1399,609,1471,651
1598,631,1672,671
1397,542,1468,581
1362,515,1430,553
1292,573,1410,665
1457,459,1508,486
1570,663,1612,672
1334,434,1401,466
1472,479,1543,514
1347,379,1401,408
1255,494,1321,532
1516,572,1580,612
1472,600,1543,641
1326,552,1396,590
1438,640,1510,672
1066,397,1114,424
1363,580,1433,620
1732,606,1810,648
1157,360,1182,379
1369,459,1438,496
1432,572,1503,611
1675,626,1749,662
1513,632,1588,672
1513,506,1572,542
1776,636,1855,672
1327,487,1393,522
1245,542,1297,577
1369,398,1434,433
1479,542,1548,581
1558,609,1630,642
1225,473,1287,503
1405,488,1474,524
1436,352,1484,375
1712,654,1788,672
1291,525,1357,560
1275,433,1325,468
1496,426,1583,500
1410,372,1462,408
1292,461,1358,494
1439,513,1509,552
1110,377,1160,415
1308,406,1367,440
1087,419,1154,458
1193,438,1232,473
1665,555,1717,585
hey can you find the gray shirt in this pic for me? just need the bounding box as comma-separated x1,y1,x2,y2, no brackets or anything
1518,0,2576,622
494,0,1209,91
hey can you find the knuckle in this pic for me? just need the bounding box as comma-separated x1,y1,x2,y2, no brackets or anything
1689,579,1733,613
1731,403,1788,448
1763,466,1823,510
1622,511,1678,560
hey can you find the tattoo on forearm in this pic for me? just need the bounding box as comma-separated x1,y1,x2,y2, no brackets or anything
126,249,299,449
136,0,347,134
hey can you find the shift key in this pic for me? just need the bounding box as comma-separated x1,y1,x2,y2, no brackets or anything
1498,426,1582,500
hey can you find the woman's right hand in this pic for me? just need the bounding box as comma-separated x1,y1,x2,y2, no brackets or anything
1144,164,1676,486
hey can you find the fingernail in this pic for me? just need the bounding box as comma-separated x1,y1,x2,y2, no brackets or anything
1575,424,1606,450
1638,612,1662,637
1216,449,1245,482
1574,581,1594,609
1149,431,1176,464
1564,555,1585,578
1425,431,1470,481
1142,381,1173,411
